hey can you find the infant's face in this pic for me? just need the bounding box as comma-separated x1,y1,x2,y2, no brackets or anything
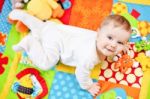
96,23,130,56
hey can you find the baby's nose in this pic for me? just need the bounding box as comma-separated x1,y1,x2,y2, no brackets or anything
111,41,117,48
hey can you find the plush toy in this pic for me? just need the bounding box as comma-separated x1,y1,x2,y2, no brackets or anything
9,0,64,33
11,68,48,99
12,74,36,98
27,0,64,20
11,0,29,9
114,54,133,73
138,21,150,37
135,53,150,71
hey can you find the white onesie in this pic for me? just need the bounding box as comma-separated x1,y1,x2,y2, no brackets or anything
10,10,100,90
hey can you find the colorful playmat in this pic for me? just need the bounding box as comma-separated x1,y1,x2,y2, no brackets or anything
0,0,150,99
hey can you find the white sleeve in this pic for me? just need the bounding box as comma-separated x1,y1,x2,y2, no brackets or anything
75,60,95,90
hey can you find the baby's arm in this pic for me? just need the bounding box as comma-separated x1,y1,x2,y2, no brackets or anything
75,62,100,96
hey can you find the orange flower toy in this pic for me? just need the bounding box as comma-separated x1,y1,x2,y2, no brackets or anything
114,54,133,73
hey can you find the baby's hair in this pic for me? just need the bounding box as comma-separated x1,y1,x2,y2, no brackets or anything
101,14,131,32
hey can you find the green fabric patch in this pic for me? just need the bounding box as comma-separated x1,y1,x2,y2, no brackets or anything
1,25,56,99
127,96,133,99
0,25,21,94
122,13,138,28
100,90,116,99
147,82,150,99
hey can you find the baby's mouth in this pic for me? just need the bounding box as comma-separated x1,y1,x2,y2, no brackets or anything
106,48,115,53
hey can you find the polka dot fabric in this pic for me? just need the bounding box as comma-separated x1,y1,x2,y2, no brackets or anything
99,44,143,88
0,0,12,53
48,71,93,99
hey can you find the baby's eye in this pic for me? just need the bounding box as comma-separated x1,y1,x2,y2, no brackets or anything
117,41,124,45
107,36,112,40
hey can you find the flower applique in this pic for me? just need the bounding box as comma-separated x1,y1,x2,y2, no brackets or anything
114,54,133,73
135,53,150,71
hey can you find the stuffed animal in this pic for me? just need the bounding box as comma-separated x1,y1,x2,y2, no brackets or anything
114,54,133,73
135,53,150,71
27,0,64,20
11,68,48,99
12,74,35,98
9,0,64,33
11,0,29,9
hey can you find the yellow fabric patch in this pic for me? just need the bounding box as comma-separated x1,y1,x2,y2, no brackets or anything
56,63,101,80
0,52,21,98
139,69,150,99
119,0,150,5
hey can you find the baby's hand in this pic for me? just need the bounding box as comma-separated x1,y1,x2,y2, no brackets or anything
123,43,131,54
87,83,100,96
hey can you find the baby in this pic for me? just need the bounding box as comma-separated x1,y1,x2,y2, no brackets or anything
9,9,131,96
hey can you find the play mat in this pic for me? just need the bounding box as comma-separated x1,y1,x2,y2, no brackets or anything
0,0,150,99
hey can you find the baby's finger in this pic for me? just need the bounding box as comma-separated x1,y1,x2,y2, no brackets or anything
123,46,129,54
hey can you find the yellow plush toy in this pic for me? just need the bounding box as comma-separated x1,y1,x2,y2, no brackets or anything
135,53,150,71
27,0,64,20
8,0,64,33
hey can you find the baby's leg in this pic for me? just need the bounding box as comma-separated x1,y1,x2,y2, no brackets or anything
9,9,44,39
13,34,59,70
41,39,60,69
13,34,31,52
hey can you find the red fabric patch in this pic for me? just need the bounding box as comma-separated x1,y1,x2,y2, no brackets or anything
131,9,141,19
0,0,5,12
99,44,142,87
0,52,8,75
59,0,74,24
98,44,142,98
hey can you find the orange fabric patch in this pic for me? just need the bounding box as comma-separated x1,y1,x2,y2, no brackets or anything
69,0,113,30
98,80,140,99
0,32,6,45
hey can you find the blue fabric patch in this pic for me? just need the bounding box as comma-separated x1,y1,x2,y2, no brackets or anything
0,0,12,52
48,71,93,99
114,0,150,21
